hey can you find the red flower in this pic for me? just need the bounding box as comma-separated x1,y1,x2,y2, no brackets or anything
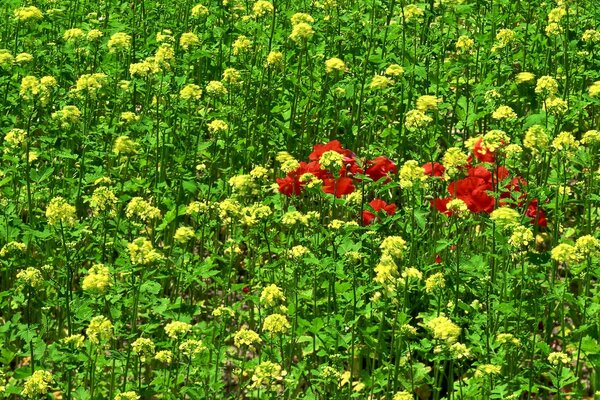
435,255,442,264
276,161,331,197
309,140,354,161
472,137,495,163
526,199,547,228
433,197,452,215
423,162,445,177
365,156,397,182
322,176,355,197
362,199,396,225
448,176,495,213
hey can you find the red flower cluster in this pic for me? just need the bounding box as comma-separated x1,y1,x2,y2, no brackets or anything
362,199,396,225
433,161,547,227
276,140,397,198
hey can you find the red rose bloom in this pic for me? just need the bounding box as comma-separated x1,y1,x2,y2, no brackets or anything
423,162,445,177
362,199,396,225
526,199,547,228
472,137,496,164
309,140,354,161
322,176,355,197
365,156,397,182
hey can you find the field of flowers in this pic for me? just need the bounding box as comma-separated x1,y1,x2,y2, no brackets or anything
0,0,599,398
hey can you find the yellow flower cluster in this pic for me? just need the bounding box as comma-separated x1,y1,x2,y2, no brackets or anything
174,226,195,243
21,370,52,397
114,392,140,400
370,75,394,89
508,225,534,248
288,245,310,259
239,203,272,226
4,128,26,148
126,197,161,222
263,313,291,334
250,361,287,391
128,237,163,265
551,131,579,153
180,32,200,51
496,333,521,346
516,72,535,84
266,51,284,68
402,4,424,23
179,339,206,357
82,264,111,294
492,28,516,52
523,125,549,153
164,321,192,339
90,186,117,216
0,241,26,257
380,236,407,259
455,35,474,53
442,147,468,176
191,4,209,17
446,199,469,217
581,130,600,145
205,80,228,97
535,75,559,96
550,243,580,264
404,109,432,130
233,35,252,55
72,73,107,96
131,337,156,361
20,75,55,104
416,95,442,112
548,351,570,366
253,1,274,17
14,6,43,22
63,28,85,42
234,327,262,350
490,207,520,229
108,32,132,53
492,105,517,120
113,136,137,155
425,272,445,293
399,160,427,188
320,150,344,170
589,81,600,97
180,83,202,100
474,364,502,378
87,315,114,344
261,284,286,307
393,391,414,400
325,57,346,74
290,13,315,43
52,105,81,128
155,350,173,364
207,119,229,134
46,196,77,226
575,235,599,257
16,267,43,288
426,315,461,343
544,96,568,114
63,334,85,348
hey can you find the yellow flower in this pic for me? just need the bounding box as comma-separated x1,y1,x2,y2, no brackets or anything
581,130,600,145
426,315,461,343
180,83,203,100
544,96,568,114
205,80,228,96
266,51,284,68
509,225,534,248
82,264,111,294
113,136,137,155
232,35,252,55
191,4,209,17
260,284,285,307
222,68,241,83
548,352,570,366
174,226,195,243
319,150,344,170
446,199,469,217
63,28,85,42
154,350,173,364
425,272,445,293
551,131,579,153
250,361,287,391
404,109,432,130
475,364,502,378
402,4,424,23
21,370,52,397
492,105,517,120
325,57,346,74
515,72,535,84
575,235,599,258
131,337,155,359
87,316,114,344
535,76,559,96
393,391,414,400
551,243,581,264
234,327,262,350
416,95,442,112
253,0,274,17
208,119,229,134
370,75,394,89
490,207,520,229
46,197,77,226
87,29,103,41
589,81,600,97
14,6,44,22
380,236,407,259
442,147,469,175
126,197,161,222
128,237,163,265
523,125,549,153
399,160,427,188
108,32,132,53
164,321,192,339
290,13,314,25
455,35,474,52
15,52,33,63
16,267,43,288
385,64,404,76
263,314,290,334
289,22,314,43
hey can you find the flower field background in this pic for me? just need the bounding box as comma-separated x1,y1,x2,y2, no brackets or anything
0,0,599,398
